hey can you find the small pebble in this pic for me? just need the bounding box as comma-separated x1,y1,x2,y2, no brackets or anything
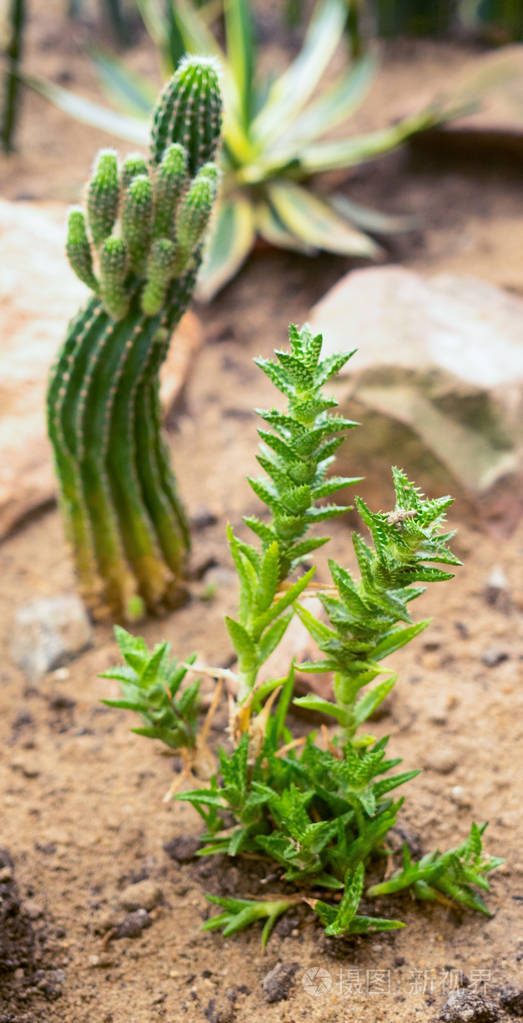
427,705,448,726
23,899,44,920
261,961,299,1003
37,968,65,997
115,908,151,939
119,879,162,912
481,648,509,668
484,566,511,611
422,652,441,670
204,996,235,1023
47,693,76,710
93,909,120,934
424,748,458,775
275,914,299,938
455,622,469,639
11,710,33,730
164,835,201,863
191,507,218,531
51,667,70,681
424,640,441,652
89,954,116,968
451,786,472,809
11,756,40,779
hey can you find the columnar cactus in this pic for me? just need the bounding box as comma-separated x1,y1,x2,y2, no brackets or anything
47,57,222,621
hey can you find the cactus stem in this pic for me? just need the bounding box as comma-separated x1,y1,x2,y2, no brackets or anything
47,58,222,619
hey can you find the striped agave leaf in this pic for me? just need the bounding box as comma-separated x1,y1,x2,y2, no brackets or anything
20,0,474,297
196,195,256,300
265,180,383,259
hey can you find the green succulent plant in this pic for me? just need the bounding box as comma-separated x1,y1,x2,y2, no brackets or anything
101,626,201,750
25,0,465,299
104,322,502,943
47,56,222,620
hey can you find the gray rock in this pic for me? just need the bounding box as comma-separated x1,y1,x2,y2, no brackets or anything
118,880,162,912
115,908,151,939
261,961,299,1003
437,988,499,1022
10,595,92,681
310,268,523,507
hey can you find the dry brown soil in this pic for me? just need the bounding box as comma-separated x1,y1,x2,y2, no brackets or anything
1,6,522,1022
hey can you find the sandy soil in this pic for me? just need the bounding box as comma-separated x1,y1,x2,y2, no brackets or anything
1,5,522,1022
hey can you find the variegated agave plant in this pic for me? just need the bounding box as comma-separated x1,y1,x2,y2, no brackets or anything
27,0,464,298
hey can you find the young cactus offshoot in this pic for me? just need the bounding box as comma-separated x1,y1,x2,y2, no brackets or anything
104,324,502,942
47,57,222,620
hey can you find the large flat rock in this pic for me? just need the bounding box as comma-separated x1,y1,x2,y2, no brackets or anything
0,200,201,540
309,266,523,521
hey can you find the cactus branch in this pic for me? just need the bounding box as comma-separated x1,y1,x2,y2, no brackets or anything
47,58,223,620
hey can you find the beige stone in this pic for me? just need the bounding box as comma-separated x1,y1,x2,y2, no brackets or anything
310,266,523,514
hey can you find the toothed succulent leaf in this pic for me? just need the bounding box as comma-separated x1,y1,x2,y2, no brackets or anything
367,823,503,916
248,324,359,578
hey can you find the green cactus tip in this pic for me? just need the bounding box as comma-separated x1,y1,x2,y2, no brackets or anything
151,54,222,171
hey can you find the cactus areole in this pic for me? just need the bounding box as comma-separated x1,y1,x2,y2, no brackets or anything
47,57,223,621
